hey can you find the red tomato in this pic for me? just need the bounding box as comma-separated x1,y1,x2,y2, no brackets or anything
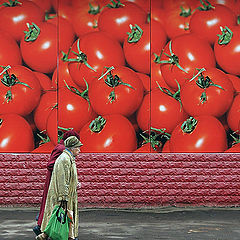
67,32,125,88
0,0,44,42
181,68,234,117
20,22,57,74
52,59,79,90
0,65,41,116
58,86,97,132
160,33,216,90
161,0,199,10
161,140,170,153
151,7,166,27
137,87,188,133
227,74,240,94
0,113,34,152
72,0,100,37
98,1,147,43
189,4,237,45
88,66,144,117
225,142,240,152
32,141,55,153
214,26,240,75
33,71,53,93
136,72,150,94
134,142,160,153
28,0,52,12
211,0,240,15
24,112,37,132
46,15,75,53
164,3,192,39
56,2,74,23
227,94,240,132
123,24,150,74
0,30,22,66
169,115,228,152
33,91,57,132
80,114,137,152
125,0,150,12
46,107,58,146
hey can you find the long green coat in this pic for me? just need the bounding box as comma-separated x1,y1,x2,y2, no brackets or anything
41,149,79,238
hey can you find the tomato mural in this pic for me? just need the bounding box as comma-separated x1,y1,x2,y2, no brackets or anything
0,0,239,153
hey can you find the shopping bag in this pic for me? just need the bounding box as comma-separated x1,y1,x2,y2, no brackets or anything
44,204,70,240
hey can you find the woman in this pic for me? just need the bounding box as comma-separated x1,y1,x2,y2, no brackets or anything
36,136,82,240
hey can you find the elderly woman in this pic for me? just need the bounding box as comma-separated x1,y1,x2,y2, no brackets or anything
36,136,82,240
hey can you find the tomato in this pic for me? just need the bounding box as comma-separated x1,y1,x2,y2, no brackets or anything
0,0,44,42
80,114,137,152
169,115,228,152
46,107,58,146
136,72,150,94
214,26,240,75
67,32,125,88
0,30,22,66
123,23,150,74
225,142,240,152
151,7,166,27
56,1,74,23
29,0,52,12
189,3,237,45
164,3,192,39
227,74,240,94
151,53,170,91
72,0,100,37
20,22,57,74
32,141,54,153
161,140,170,153
33,71,53,93
58,86,97,132
0,65,41,116
52,58,79,90
0,113,34,152
98,1,147,43
125,0,150,12
227,94,240,132
181,68,234,117
137,87,188,133
160,33,216,90
33,91,57,132
88,66,144,117
211,0,240,15
161,0,199,10
46,15,75,53
151,19,167,52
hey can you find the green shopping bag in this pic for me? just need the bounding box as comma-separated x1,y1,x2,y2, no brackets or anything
44,203,70,240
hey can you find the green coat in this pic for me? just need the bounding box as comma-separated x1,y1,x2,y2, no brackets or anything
41,149,79,238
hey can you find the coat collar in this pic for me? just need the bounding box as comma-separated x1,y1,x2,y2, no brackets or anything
63,149,75,163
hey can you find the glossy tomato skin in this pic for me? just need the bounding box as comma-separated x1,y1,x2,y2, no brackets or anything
160,33,216,90
80,114,137,152
32,141,55,153
20,22,57,74
72,0,100,37
0,0,44,42
123,24,150,74
0,30,22,66
181,68,234,118
33,91,57,132
134,142,161,153
169,115,228,152
0,113,34,152
225,142,240,152
137,88,188,133
58,87,97,132
98,2,147,43
88,66,144,117
0,65,41,116
214,26,240,75
33,71,52,93
227,94,240,132
68,32,125,88
227,74,240,94
189,4,237,45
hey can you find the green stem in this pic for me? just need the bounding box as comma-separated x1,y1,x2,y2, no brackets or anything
89,116,106,133
24,22,40,42
217,26,233,45
0,0,22,7
127,24,143,43
181,117,198,133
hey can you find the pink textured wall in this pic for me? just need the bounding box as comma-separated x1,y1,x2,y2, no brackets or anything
0,153,240,207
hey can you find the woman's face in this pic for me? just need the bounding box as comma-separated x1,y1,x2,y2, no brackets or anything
72,147,81,157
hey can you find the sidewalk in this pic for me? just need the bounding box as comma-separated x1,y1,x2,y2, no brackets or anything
1,206,240,240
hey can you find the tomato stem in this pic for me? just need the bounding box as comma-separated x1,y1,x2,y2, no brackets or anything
181,117,198,133
0,0,22,7
217,26,233,45
179,6,192,17
139,131,162,151
150,127,171,140
196,0,215,11
127,24,143,43
88,3,100,15
45,13,57,21
105,0,124,8
159,41,188,73
24,22,40,42
89,116,106,133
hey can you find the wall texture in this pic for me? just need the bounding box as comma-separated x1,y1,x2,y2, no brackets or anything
0,153,240,207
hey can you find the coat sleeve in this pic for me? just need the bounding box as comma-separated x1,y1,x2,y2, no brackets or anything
55,155,71,202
